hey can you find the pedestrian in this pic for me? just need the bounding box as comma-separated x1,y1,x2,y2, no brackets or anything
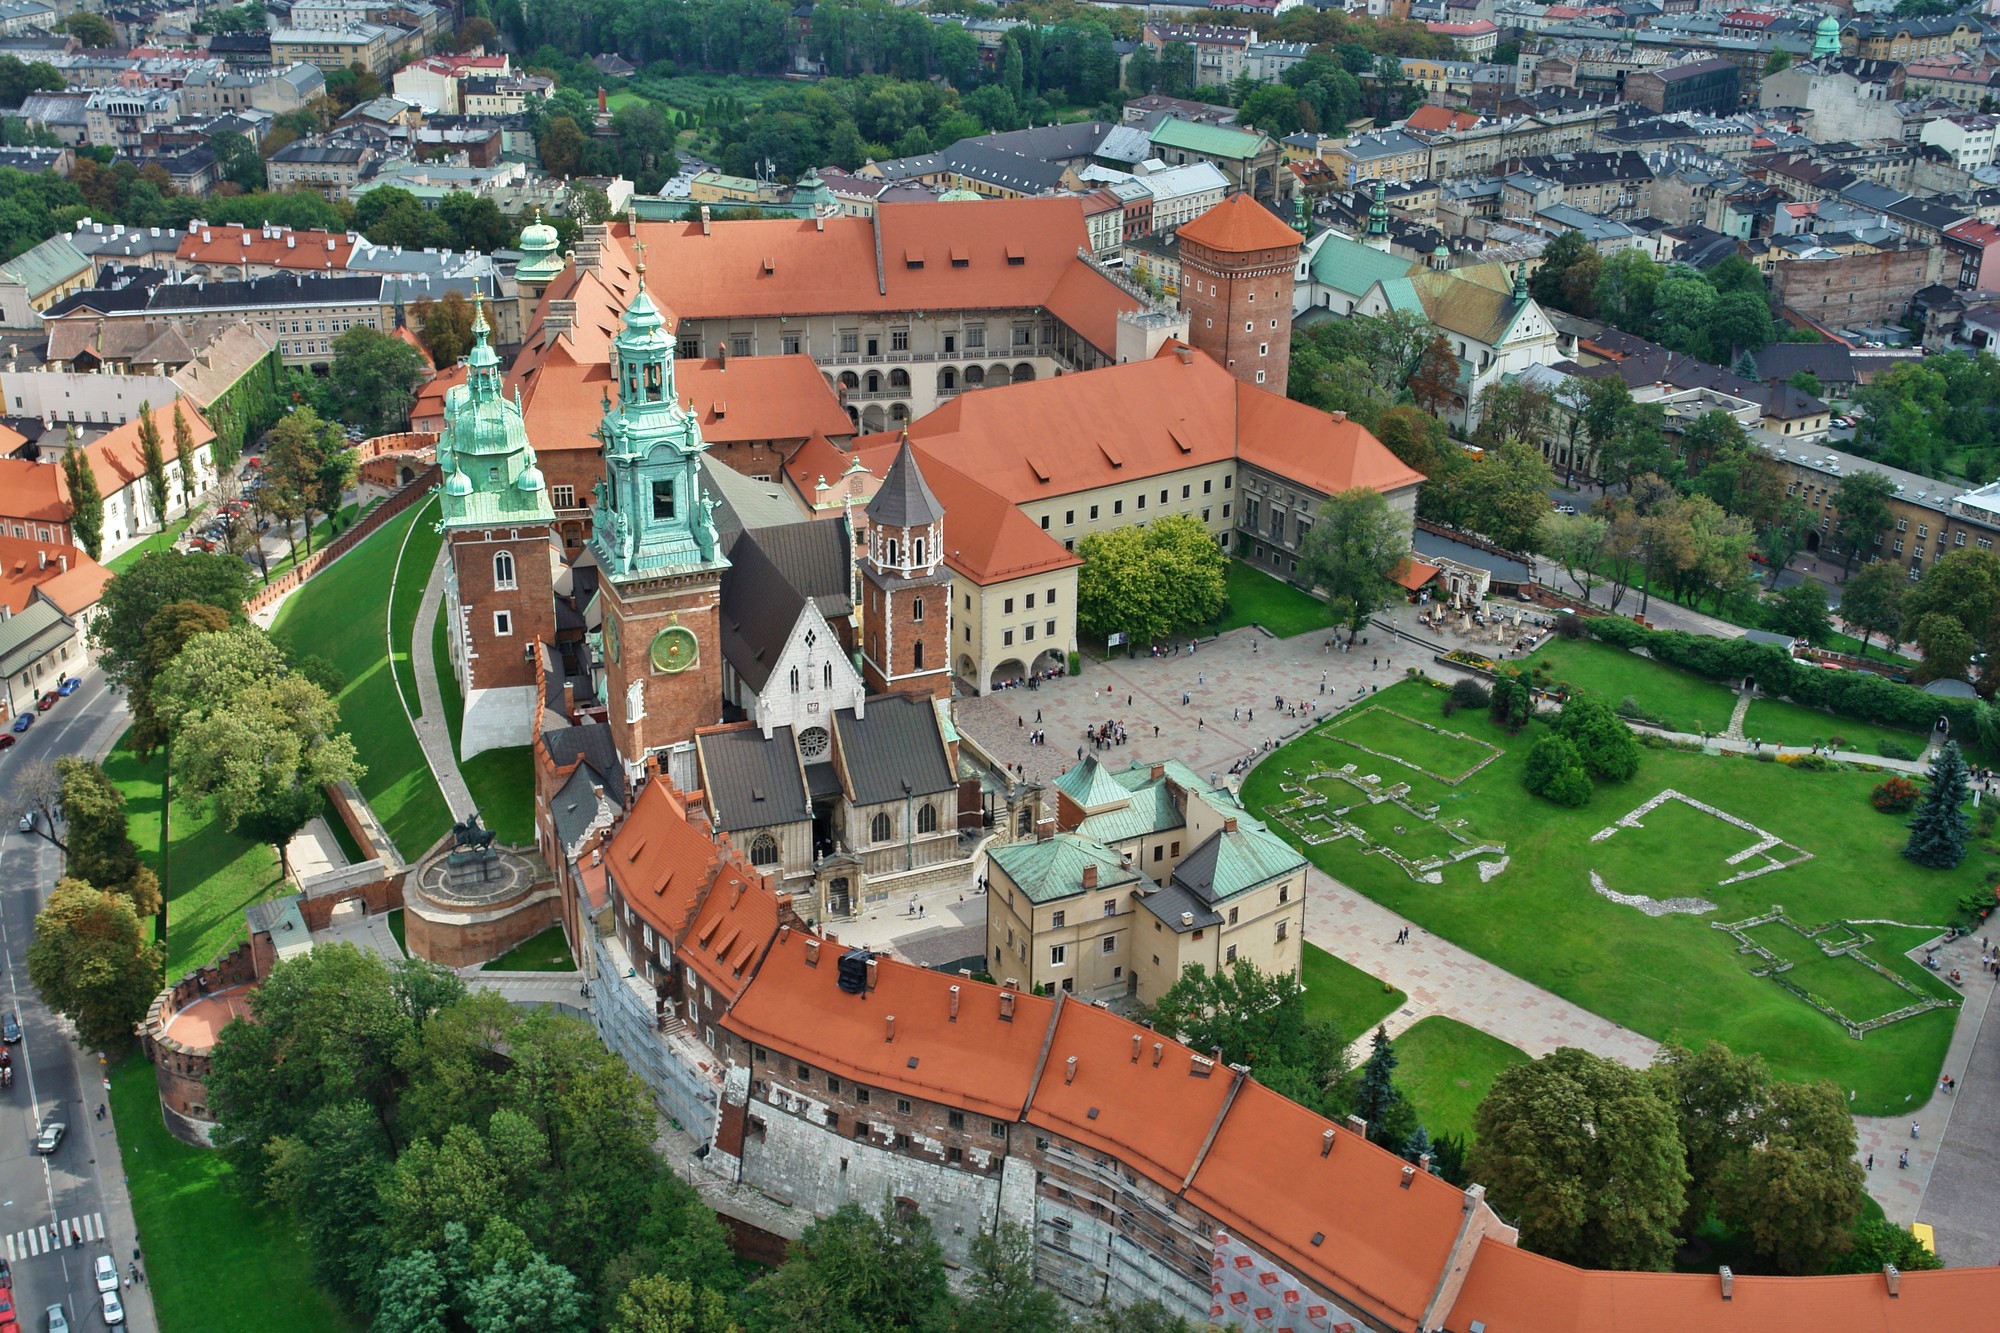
1198,672,1205,686
1128,695,1133,708
1911,1121,1921,1139
1899,1150,1909,1169
1866,1152,1874,1170
1035,709,1042,723
1018,715,1023,728
1373,657,1378,669
1198,718,1205,730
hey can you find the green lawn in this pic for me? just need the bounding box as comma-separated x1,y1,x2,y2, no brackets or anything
106,735,283,977
1210,559,1330,639
1244,679,1980,1112
1741,697,1925,759
106,514,196,574
1525,638,1740,734
1302,943,1406,1041
271,497,449,862
263,500,382,581
110,1051,357,1333
430,599,537,844
1393,1017,1530,1145
481,924,576,972
1325,705,1500,782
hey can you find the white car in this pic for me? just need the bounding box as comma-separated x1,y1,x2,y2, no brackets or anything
100,1290,124,1327
46,1303,69,1333
94,1254,118,1293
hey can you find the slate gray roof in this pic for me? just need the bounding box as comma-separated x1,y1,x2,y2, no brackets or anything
245,892,307,939
698,725,811,832
548,763,615,851
0,601,72,677
539,720,626,809
746,519,853,618
1413,528,1532,584
866,438,944,528
704,455,805,536
834,695,955,805
718,536,808,695
1136,880,1225,933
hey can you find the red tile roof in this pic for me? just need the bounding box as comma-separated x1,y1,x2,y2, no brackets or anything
85,401,216,499
677,357,855,446
846,434,1080,586
0,458,69,524
1176,193,1304,255
0,537,104,618
1406,105,1483,134
176,222,355,273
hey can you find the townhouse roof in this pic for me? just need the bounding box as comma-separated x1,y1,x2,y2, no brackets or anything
1141,161,1230,203
976,121,1115,162
1149,117,1270,162
1406,105,1484,134
837,436,1080,587
0,235,90,299
832,694,956,805
677,356,854,446
146,273,386,313
1645,56,1738,82
0,538,104,620
0,600,70,678
68,221,181,263
46,320,195,369
988,833,1143,905
1176,191,1301,253
176,221,356,272
1053,752,1134,811
83,400,214,499
1307,232,1424,296
697,723,811,832
716,539,813,698
1337,129,1430,162
0,458,66,523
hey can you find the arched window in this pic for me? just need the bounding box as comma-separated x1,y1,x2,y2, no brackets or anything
493,550,516,590
913,640,925,669
917,804,939,834
913,537,926,565
750,833,779,866
870,812,892,842
790,666,801,693
885,536,901,566
823,661,833,689
912,596,924,623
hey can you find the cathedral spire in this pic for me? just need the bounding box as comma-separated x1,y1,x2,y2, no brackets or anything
1364,178,1391,252
466,290,501,399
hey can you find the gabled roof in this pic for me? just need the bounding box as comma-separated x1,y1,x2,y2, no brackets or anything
717,536,811,695
83,400,215,499
1307,232,1424,298
840,437,1078,588
1176,192,1301,255
0,458,69,524
1150,116,1270,162
1053,753,1134,811
0,234,89,298
989,833,1142,905
833,694,956,806
739,519,851,618
697,723,812,833
866,437,944,528
0,599,71,677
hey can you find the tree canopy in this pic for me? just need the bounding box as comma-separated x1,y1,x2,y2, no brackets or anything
1295,488,1411,634
1076,515,1227,649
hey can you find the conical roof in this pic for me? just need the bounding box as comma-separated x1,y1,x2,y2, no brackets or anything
1178,192,1303,254
866,435,944,528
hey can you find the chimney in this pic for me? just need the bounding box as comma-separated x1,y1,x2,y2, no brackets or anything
1064,1055,1078,1084
1131,1034,1142,1063
1883,1266,1900,1298
1180,912,1194,927
948,984,960,1022
778,924,791,946
58,555,67,573
1321,1128,1335,1157
1346,1114,1368,1137
1328,410,1347,423
884,1015,895,1042
1175,345,1193,364
1082,864,1098,889
1149,764,1164,779
700,205,712,236
562,680,575,716
999,990,1016,1021
1419,1153,1432,1173
805,939,821,967
1400,1165,1416,1189
864,956,878,990
1224,817,1238,833
1152,1042,1164,1067
37,551,47,570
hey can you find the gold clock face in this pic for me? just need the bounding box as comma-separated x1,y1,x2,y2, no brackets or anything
650,624,699,673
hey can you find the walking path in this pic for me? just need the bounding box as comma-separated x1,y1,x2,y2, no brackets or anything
407,544,475,820
1907,940,2000,1266
1725,692,1752,741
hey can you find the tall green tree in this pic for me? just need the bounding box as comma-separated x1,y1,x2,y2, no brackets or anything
327,326,429,434
415,291,475,369
1766,580,1833,646
53,757,159,917
91,550,249,691
60,427,104,560
1897,547,2000,668
1468,439,1557,554
1295,487,1411,635
172,401,198,509
748,1199,954,1333
1710,1078,1864,1274
1144,959,1348,1117
137,402,170,531
1911,613,1974,683
1537,512,1608,600
1468,1047,1688,1271
1838,560,1903,658
1905,740,1971,869
1351,1025,1417,1150
1650,1040,1771,1234
610,1276,741,1333
26,880,165,1048
1076,516,1226,649
961,1223,1061,1333
1832,471,1896,578
1555,690,1640,782
265,405,358,551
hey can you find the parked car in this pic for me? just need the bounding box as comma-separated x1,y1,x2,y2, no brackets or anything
34,693,54,712
2,1014,19,1043
44,1303,66,1333
0,735,13,751
1552,502,1576,515
56,679,79,697
31,1121,62,1154
98,1290,121,1328
10,714,31,734
91,1258,116,1295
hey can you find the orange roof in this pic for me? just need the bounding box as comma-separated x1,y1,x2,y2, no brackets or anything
0,457,70,524
782,434,879,517
85,401,216,498
1176,193,1303,256
0,421,23,453
1406,105,1482,133
615,198,1142,355
0,537,103,618
728,928,1057,1123
412,364,467,428
849,433,1079,586
34,547,112,615
676,357,854,446
391,321,435,371
176,222,355,273
604,777,727,946
1390,560,1441,591
1235,375,1427,497
1444,1235,2000,1333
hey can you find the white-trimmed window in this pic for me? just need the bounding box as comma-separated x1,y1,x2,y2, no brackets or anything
493,610,512,636
494,550,516,590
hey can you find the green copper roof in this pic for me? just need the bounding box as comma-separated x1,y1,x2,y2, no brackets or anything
989,834,1143,906
1172,822,1305,902
1053,753,1134,810
517,208,563,282
438,298,554,529
1149,117,1268,161
1307,233,1418,301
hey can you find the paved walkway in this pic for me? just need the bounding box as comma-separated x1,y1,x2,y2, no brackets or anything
408,544,475,820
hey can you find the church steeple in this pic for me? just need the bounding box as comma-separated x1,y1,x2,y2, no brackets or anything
1364,179,1391,252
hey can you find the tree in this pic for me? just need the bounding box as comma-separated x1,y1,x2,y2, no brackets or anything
610,1276,741,1333
1912,612,1974,683
0,56,61,110
1650,1040,1771,1234
1904,740,1972,869
1787,370,1823,399
1555,691,1639,782
1831,471,1896,578
131,599,234,755
439,191,514,255
1523,733,1592,806
416,291,476,369
1766,580,1833,646
1489,670,1533,731
1592,249,1662,335
1897,547,2000,669
1295,488,1411,635
1473,382,1553,452
60,12,113,46
5,756,64,850
137,402,170,531
210,129,265,192
26,881,165,1049
466,1253,593,1333
1408,334,1459,417
54,757,159,916
1468,439,1557,554
60,428,103,560
1710,1078,1863,1274
265,406,357,551
962,1223,1061,1333
454,16,500,51
1374,405,1447,477
1077,516,1226,649
1839,560,1903,658
1470,1048,1688,1270
539,115,588,177
172,402,198,510
748,1199,953,1333
1837,1221,1944,1274
1144,960,1348,1117
1351,1026,1417,1150
327,326,428,434
1537,512,1608,599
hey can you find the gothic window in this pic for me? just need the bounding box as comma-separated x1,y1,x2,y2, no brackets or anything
493,551,516,590
913,641,925,669
799,726,830,760
913,537,926,564
652,479,675,520
912,597,924,623
885,536,901,566
790,666,801,693
750,834,779,866
823,662,833,689
918,804,939,834
871,812,892,842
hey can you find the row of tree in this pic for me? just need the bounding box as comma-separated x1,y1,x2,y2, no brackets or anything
1532,238,1807,367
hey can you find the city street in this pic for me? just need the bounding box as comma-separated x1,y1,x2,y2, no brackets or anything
0,672,153,1332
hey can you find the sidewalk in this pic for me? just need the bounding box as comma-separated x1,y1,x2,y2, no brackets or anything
408,545,475,820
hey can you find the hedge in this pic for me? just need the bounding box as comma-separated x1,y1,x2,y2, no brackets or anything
1581,617,2000,755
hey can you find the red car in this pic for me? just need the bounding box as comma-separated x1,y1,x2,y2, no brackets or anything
35,692,56,712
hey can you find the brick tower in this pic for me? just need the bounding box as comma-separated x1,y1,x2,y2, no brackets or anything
860,435,952,701
590,244,729,781
1176,193,1303,396
438,296,557,760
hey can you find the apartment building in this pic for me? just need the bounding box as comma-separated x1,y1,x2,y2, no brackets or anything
270,24,394,77
266,141,376,197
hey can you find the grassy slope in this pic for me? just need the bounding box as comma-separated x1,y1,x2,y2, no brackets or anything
270,498,448,861
105,515,195,575
1393,1017,1530,1145
481,924,577,972
1301,943,1406,1041
1525,638,1739,734
110,1051,356,1333
429,597,536,845
1244,678,1977,1112
1740,697,1925,758
1211,559,1330,639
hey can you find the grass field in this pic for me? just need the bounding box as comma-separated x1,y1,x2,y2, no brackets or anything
430,601,537,844
106,735,282,977
1246,679,1980,1112
1393,1017,1530,1145
105,515,195,575
482,924,576,972
1210,560,1330,639
263,499,381,581
1741,697,1925,759
1302,943,1406,1040
110,1051,356,1333
272,498,448,862
1525,638,1739,734
1325,705,1499,782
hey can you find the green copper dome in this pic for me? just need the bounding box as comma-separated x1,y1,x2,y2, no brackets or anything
437,294,554,529
1812,13,1841,60
517,208,564,284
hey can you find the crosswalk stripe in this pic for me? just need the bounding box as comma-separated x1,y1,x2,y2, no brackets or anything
8,1213,106,1261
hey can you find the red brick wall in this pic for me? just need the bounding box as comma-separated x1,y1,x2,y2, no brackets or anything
293,872,407,930
405,890,561,968
244,465,440,617
603,574,725,755
1179,237,1298,396
451,527,558,694
860,566,951,700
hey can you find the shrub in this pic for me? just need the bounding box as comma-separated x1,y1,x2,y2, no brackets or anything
1780,753,1834,771
1449,679,1491,711
1874,739,1915,761
1489,671,1533,732
1552,611,1587,640
1558,691,1641,783
1871,778,1919,812
1524,733,1593,806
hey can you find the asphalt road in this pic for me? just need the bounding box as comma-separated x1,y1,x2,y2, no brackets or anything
0,671,146,1332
